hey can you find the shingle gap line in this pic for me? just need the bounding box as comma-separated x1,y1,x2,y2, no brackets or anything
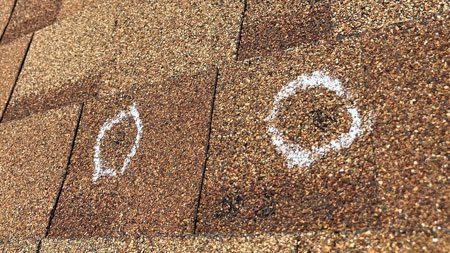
192,67,220,234
36,102,85,253
0,32,34,123
234,0,248,61
0,0,19,43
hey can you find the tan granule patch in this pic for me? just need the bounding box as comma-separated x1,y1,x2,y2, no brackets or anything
0,0,14,39
297,229,449,252
149,234,296,252
2,0,118,121
100,0,243,95
0,239,38,252
331,0,449,36
0,105,80,240
40,237,140,252
41,234,295,252
56,0,98,20
4,0,243,121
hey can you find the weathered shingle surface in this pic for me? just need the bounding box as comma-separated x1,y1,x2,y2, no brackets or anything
49,69,216,238
0,34,31,120
0,105,79,239
0,0,448,251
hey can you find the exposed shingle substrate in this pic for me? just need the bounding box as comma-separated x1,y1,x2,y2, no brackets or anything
0,105,79,240
198,38,377,233
331,0,450,36
49,69,216,237
100,0,243,95
0,0,14,39
362,15,449,231
1,0,62,43
0,34,31,120
2,0,118,122
239,0,333,59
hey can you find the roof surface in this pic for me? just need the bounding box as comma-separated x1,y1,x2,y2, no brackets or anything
0,0,449,252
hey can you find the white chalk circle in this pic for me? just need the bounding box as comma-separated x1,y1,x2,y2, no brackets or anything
93,103,143,182
265,70,371,168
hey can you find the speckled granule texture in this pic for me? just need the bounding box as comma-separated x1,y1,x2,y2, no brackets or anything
331,0,450,36
296,229,450,252
40,234,295,252
198,38,377,233
100,0,243,95
40,237,140,252
148,234,296,252
2,0,118,122
56,0,98,20
49,70,215,238
1,0,62,44
0,0,13,38
0,34,31,119
239,0,333,60
0,105,79,240
3,0,243,121
361,16,449,231
0,239,38,252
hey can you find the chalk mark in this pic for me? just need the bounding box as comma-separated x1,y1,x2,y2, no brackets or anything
92,103,143,182
265,70,372,168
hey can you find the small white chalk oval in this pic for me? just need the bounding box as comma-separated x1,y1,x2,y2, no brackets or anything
265,70,371,168
92,103,143,182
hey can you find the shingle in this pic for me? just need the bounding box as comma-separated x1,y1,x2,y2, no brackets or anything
41,234,295,253
0,105,80,240
40,237,139,252
1,0,62,43
297,229,449,252
331,0,449,36
3,0,243,121
361,16,449,230
148,234,296,253
49,69,216,237
0,239,38,252
239,0,333,60
198,38,377,233
100,0,243,95
0,34,31,120
0,0,14,39
2,0,118,121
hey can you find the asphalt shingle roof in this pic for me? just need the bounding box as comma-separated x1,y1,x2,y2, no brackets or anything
0,0,448,252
